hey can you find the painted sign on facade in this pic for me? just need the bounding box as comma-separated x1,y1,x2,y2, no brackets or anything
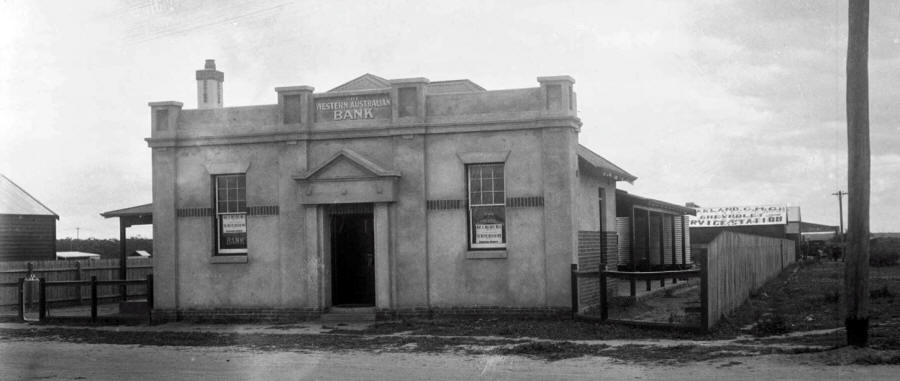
689,205,787,227
315,94,392,122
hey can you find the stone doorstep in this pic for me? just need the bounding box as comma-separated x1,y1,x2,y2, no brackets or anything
321,306,376,322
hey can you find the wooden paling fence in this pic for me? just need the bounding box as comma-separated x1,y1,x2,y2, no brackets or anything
578,231,796,330
0,258,152,306
697,231,795,330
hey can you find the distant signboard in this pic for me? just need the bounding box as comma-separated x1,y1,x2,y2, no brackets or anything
689,205,787,227
315,93,392,122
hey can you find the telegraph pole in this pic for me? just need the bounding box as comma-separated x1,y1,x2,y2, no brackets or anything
832,190,847,241
845,0,870,347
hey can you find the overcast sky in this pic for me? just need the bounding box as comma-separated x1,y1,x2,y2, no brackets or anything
1,0,898,239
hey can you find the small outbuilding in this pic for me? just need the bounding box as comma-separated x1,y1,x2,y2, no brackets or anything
0,174,58,262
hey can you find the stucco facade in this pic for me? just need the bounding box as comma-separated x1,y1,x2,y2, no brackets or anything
147,62,635,320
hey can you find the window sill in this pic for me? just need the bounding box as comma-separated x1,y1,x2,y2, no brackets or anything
210,255,248,264
466,250,507,259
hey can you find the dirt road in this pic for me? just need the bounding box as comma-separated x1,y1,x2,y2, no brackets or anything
1,340,896,380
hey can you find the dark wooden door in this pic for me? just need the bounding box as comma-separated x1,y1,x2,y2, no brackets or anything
330,213,375,306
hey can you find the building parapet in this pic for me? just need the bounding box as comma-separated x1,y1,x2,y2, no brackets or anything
147,62,581,147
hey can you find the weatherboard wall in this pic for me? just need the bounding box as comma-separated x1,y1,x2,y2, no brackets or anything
0,214,56,262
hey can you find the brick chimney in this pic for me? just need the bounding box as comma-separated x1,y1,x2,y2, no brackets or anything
196,59,224,109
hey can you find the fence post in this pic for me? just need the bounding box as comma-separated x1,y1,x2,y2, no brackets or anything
700,251,710,331
570,264,578,319
90,276,98,323
599,264,608,321
17,278,24,322
75,261,83,305
38,278,46,321
146,274,154,325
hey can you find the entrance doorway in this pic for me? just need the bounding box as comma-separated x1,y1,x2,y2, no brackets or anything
330,206,375,307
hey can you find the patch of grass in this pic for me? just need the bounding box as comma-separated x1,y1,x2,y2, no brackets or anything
823,288,841,303
358,317,726,341
752,314,790,336
851,354,900,365
496,341,608,361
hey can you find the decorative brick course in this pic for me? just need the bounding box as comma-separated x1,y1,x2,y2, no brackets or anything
506,196,544,208
247,205,279,216
426,199,465,210
176,207,213,217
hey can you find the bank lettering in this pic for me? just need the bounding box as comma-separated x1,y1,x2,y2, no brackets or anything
316,95,391,121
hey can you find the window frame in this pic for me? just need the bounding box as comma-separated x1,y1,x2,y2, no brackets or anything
212,173,248,256
466,162,507,250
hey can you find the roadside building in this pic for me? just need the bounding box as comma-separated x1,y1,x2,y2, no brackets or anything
799,221,839,243
147,60,638,321
0,174,58,262
614,190,696,271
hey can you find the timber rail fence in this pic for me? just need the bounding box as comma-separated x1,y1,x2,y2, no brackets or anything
14,275,154,323
0,258,152,306
575,231,796,330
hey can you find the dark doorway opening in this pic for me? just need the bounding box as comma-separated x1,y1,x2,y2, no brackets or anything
330,210,375,307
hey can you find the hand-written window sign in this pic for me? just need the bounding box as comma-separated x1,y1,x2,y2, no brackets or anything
315,94,392,121
475,223,504,244
222,214,246,233
689,205,787,227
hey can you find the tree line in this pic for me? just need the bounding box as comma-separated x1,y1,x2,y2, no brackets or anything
56,238,153,259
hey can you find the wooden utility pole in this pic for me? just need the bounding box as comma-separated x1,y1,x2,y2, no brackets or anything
832,190,847,241
845,0,870,347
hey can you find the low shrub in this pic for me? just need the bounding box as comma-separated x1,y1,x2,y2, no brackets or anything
870,251,900,267
822,288,841,303
870,237,900,267
870,285,893,299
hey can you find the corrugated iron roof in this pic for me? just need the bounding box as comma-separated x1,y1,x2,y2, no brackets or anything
0,174,58,217
100,203,153,218
577,145,638,183
616,189,697,216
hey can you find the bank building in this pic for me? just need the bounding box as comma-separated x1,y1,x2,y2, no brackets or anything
146,60,691,321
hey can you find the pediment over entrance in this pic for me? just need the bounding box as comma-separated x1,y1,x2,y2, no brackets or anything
327,73,391,93
294,149,401,181
293,149,400,205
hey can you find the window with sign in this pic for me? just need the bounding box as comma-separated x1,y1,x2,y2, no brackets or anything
468,163,506,249
214,174,247,255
